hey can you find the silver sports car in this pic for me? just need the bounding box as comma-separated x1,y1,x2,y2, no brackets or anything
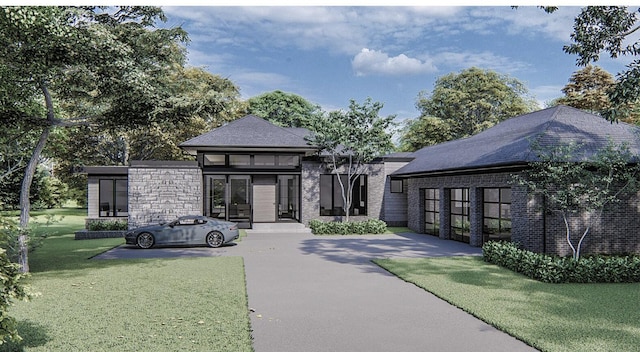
125,215,239,249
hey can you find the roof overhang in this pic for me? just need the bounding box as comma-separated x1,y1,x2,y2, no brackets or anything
392,163,529,179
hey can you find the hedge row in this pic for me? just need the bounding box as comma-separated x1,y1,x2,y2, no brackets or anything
86,219,128,231
309,219,387,235
482,241,640,283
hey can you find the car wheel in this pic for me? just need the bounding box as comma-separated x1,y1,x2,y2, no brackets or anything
206,231,224,248
136,232,154,249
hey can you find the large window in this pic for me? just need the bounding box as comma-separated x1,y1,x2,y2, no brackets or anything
99,179,128,217
450,188,470,243
204,176,226,219
483,188,512,243
320,174,367,216
424,188,440,236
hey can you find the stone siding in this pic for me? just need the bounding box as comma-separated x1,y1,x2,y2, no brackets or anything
128,161,202,229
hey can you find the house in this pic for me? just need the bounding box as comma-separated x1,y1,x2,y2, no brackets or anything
83,106,640,257
391,105,640,256
83,115,411,230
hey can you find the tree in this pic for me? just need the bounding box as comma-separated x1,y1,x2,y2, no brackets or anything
398,116,453,152
306,98,395,222
564,6,640,121
0,6,189,272
416,67,537,140
556,65,615,113
513,140,640,260
247,90,322,128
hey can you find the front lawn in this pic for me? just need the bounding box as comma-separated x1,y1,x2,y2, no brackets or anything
375,256,640,352
1,207,253,352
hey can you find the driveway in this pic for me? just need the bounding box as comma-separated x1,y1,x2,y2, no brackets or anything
96,232,536,351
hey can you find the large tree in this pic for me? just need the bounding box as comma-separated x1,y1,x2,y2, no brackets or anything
416,67,537,141
555,65,615,113
306,98,395,222
398,116,452,152
247,90,322,128
564,6,640,121
0,6,190,272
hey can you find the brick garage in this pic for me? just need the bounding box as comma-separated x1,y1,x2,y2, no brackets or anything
394,105,640,256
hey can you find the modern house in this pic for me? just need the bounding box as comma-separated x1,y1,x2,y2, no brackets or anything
391,105,640,257
83,106,640,257
83,115,410,230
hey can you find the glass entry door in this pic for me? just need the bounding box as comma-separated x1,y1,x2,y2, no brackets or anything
278,175,299,221
205,176,226,219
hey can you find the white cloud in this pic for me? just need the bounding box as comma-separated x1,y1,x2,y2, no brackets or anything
430,50,531,74
352,48,437,76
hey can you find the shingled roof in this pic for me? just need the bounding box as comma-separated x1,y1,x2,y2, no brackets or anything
179,115,317,153
393,105,640,177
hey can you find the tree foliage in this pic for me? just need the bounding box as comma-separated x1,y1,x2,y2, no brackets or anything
247,90,322,128
0,6,190,272
564,6,640,121
306,98,395,222
556,65,615,113
398,116,453,152
416,67,536,139
513,139,640,260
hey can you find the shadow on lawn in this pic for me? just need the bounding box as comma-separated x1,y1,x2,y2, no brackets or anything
0,320,50,352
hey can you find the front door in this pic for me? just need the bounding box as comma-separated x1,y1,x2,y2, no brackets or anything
253,183,277,222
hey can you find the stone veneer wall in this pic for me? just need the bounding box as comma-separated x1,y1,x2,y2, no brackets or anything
127,161,202,229
406,171,640,256
300,161,386,225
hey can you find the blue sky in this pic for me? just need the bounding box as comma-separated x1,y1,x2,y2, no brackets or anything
160,6,634,124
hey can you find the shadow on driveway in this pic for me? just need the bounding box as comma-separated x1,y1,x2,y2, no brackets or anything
92,243,237,260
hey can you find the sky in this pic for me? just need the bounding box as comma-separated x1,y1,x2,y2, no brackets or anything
24,3,633,125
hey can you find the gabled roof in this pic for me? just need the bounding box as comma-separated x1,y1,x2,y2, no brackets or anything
393,105,640,177
179,115,317,153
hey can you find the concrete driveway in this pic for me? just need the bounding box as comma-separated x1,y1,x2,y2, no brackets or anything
96,232,537,351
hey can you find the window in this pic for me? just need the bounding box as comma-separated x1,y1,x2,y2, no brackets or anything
424,188,440,236
390,179,404,193
449,188,470,243
278,155,300,167
99,179,128,217
203,154,225,166
483,188,512,243
319,174,367,216
254,155,275,166
229,155,250,167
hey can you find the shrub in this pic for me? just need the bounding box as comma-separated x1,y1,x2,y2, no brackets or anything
482,241,640,283
86,220,128,231
0,217,46,263
0,248,32,345
309,219,387,235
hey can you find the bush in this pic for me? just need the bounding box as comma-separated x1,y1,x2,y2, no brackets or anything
86,219,128,231
0,248,32,345
309,219,387,235
482,241,640,283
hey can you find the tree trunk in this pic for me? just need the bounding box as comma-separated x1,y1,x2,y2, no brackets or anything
18,125,51,273
18,81,55,273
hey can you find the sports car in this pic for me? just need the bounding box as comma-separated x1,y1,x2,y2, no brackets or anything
125,215,239,249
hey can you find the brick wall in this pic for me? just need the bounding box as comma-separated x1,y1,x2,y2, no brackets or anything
382,161,410,226
406,171,640,256
300,161,386,225
127,161,202,229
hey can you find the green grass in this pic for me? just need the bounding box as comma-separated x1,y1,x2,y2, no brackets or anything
375,256,640,352
1,207,253,351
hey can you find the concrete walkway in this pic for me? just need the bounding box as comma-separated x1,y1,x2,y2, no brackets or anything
96,232,537,351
